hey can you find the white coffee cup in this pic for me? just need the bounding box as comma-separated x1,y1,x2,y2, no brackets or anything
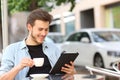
33,58,44,67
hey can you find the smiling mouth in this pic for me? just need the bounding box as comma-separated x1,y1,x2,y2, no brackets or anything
39,37,45,40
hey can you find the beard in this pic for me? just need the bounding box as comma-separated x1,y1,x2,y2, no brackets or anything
30,31,44,44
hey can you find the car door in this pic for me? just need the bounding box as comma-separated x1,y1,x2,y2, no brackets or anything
62,32,94,66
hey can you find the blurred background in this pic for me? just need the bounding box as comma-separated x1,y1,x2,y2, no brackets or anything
1,0,120,80
0,0,120,51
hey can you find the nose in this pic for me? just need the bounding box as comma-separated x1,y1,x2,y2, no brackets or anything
41,30,48,36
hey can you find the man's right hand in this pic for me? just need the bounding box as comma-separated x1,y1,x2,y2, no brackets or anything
17,57,34,70
0,57,34,80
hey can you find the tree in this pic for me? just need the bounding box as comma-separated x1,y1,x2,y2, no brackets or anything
0,0,76,31
7,0,76,14
0,0,76,25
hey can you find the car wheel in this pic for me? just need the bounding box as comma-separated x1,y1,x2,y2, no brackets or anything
94,54,104,68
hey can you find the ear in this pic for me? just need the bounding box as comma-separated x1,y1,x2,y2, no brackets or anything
27,24,32,31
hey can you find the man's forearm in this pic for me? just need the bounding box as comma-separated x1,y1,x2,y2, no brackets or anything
0,65,23,80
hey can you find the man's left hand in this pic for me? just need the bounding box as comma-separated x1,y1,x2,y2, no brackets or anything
61,61,77,75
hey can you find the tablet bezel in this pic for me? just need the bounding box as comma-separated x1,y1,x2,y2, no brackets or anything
49,52,79,74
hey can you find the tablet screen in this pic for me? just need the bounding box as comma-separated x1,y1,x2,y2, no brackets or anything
49,52,79,74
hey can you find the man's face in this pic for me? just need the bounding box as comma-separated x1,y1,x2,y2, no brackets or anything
28,20,49,44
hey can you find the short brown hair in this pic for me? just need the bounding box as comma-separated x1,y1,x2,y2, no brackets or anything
27,8,53,26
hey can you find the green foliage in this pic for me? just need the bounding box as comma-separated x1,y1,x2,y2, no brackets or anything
0,0,76,24
7,0,76,14
8,0,32,14
56,0,76,11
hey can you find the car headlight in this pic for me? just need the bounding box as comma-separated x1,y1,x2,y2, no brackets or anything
107,51,120,57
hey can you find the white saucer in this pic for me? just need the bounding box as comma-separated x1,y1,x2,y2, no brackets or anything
30,74,49,79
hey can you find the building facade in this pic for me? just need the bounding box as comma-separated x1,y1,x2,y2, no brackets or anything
0,0,120,52
50,0,120,36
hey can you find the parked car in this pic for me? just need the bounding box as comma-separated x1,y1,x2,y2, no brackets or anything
47,33,64,43
60,28,120,69
46,33,65,49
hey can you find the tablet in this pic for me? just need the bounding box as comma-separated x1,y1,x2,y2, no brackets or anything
49,52,79,74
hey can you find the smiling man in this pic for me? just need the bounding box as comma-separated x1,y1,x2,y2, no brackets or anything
0,8,76,80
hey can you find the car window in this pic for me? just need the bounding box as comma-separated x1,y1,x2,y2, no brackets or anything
47,33,64,43
79,32,90,43
92,31,120,42
66,32,90,42
67,32,81,41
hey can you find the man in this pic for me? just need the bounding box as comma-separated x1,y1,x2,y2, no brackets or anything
0,9,76,80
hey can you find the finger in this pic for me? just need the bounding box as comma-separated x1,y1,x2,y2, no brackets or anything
22,58,34,67
61,66,76,74
64,64,71,68
64,64,74,69
70,61,74,66
27,59,34,67
61,67,72,74
64,62,74,68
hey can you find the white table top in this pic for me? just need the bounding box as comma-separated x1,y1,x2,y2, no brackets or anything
74,74,105,80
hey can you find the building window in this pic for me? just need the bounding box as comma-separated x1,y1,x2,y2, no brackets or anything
105,5,120,28
49,19,61,32
64,15,75,35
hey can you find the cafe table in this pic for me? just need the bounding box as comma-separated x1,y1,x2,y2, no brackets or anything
74,74,105,80
22,74,105,80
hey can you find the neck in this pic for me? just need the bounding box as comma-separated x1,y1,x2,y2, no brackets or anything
25,37,40,45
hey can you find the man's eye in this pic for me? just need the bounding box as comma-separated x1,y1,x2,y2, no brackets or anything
38,28,43,31
45,29,49,31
